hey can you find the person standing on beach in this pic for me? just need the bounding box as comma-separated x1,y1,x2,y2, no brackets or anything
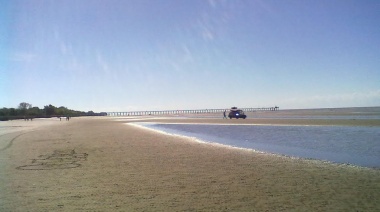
223,110,227,119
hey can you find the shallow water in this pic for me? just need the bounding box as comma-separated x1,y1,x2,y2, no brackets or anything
140,123,380,168
252,115,380,120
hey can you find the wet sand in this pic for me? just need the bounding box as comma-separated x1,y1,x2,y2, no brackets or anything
1,115,380,211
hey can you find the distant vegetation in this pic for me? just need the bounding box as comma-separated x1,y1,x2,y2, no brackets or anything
0,102,106,121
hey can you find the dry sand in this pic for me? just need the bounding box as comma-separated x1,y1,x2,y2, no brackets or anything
1,115,380,211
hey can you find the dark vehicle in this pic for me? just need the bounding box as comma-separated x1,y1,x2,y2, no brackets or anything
228,107,247,119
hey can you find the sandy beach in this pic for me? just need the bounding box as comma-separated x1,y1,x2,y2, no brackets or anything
1,114,380,211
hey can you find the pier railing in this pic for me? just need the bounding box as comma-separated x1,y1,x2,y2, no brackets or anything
106,106,279,116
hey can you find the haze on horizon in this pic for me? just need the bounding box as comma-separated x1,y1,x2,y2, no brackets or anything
1,0,380,112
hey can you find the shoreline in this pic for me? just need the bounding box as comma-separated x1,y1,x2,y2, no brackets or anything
1,117,380,211
119,116,380,127
128,121,380,170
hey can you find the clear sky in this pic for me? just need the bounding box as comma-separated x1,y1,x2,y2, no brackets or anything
1,0,380,112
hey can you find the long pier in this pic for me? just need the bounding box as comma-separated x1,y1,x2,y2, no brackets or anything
106,106,279,116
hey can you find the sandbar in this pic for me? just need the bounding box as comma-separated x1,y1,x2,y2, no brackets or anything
1,116,379,211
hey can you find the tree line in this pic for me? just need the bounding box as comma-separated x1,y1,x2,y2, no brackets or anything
0,102,106,121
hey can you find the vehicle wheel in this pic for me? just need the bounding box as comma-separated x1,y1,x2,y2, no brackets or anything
243,117,246,119
236,117,239,119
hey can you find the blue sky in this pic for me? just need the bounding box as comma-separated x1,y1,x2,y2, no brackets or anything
1,0,380,112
